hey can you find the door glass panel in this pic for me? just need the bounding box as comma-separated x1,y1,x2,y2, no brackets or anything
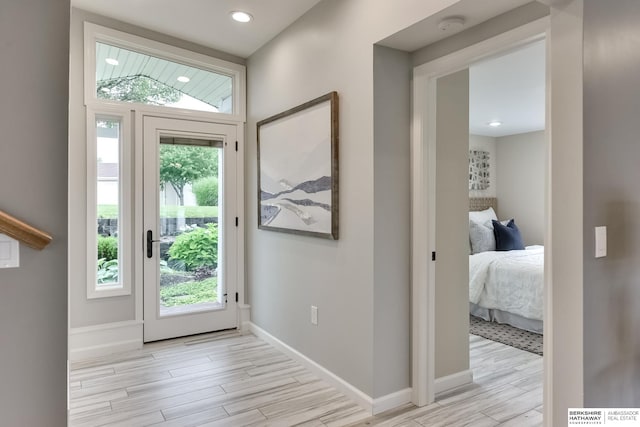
158,138,223,316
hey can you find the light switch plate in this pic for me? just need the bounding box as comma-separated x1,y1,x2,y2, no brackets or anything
0,234,19,268
595,226,607,258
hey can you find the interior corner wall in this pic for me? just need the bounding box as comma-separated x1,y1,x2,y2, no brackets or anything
68,8,245,329
496,131,545,245
435,69,470,379
373,45,412,397
246,0,458,399
0,1,69,425
583,0,640,407
469,134,497,198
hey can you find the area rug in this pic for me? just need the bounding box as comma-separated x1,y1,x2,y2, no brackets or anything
470,315,543,356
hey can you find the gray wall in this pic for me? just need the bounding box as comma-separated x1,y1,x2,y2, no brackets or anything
496,131,545,245
0,1,69,425
435,70,471,379
583,0,640,407
373,45,412,396
68,8,245,328
246,0,460,398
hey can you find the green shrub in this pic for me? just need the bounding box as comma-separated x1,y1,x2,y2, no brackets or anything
168,223,218,271
192,176,218,207
97,258,119,284
97,235,118,261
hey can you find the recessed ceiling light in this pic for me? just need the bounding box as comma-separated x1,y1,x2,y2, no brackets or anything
488,121,502,127
230,11,253,23
105,58,119,66
177,76,190,83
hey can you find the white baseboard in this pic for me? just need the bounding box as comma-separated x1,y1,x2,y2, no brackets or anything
69,320,143,361
248,322,411,415
237,304,251,334
434,369,473,397
372,387,412,414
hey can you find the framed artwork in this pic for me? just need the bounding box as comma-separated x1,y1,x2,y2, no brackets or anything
469,149,490,191
257,91,339,239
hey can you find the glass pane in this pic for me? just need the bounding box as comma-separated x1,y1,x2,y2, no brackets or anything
96,42,233,114
96,118,120,286
157,141,222,316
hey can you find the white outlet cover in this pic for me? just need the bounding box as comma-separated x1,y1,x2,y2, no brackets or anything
0,234,19,268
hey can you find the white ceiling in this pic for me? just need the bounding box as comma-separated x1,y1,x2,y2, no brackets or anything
71,0,323,58
469,39,546,137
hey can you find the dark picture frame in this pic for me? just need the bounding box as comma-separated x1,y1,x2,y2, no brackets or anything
257,91,339,239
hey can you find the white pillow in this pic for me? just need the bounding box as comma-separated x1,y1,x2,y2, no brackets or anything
469,207,497,225
469,220,496,253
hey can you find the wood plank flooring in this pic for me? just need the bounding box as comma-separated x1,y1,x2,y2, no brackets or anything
350,335,543,427
69,332,542,427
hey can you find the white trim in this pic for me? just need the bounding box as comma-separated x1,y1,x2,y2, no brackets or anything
249,322,409,415
434,370,474,397
238,304,251,334
87,107,133,299
411,16,550,409
372,388,413,415
83,22,246,122
236,125,246,308
69,320,143,361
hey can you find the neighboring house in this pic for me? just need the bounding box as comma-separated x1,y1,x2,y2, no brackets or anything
3,1,638,426
97,163,196,206
97,162,118,205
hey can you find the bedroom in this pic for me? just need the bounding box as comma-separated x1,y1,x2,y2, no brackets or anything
465,37,546,404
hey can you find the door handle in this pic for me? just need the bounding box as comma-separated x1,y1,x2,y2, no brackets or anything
146,230,160,258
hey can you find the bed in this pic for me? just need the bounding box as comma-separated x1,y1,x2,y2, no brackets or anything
468,197,544,333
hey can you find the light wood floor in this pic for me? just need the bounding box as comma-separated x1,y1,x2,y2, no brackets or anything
69,332,542,427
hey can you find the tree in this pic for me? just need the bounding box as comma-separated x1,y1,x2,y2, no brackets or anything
160,145,218,205
97,75,181,105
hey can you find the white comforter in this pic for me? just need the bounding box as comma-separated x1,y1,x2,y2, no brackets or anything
469,245,544,321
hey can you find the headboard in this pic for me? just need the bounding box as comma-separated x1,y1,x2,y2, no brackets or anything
470,197,497,213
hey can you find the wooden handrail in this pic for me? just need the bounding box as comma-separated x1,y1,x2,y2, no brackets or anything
0,210,52,250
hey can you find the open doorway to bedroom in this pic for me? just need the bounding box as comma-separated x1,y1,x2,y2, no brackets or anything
410,16,549,424
465,38,545,422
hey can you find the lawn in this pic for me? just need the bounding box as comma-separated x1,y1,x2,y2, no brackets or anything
160,277,217,307
98,205,218,219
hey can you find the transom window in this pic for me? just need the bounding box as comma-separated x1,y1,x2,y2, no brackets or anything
96,42,232,113
84,22,246,120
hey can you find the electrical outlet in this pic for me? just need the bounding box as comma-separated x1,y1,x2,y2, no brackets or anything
311,305,318,325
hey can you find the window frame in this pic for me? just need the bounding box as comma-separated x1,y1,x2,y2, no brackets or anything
87,108,132,299
83,22,246,122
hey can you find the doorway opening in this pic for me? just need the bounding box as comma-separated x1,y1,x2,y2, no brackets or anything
411,18,550,418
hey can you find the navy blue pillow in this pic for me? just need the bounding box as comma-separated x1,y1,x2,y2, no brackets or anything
492,219,525,251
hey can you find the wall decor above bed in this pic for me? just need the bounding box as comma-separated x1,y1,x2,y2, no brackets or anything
257,92,339,239
469,149,491,191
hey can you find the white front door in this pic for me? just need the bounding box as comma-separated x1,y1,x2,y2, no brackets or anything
143,116,238,342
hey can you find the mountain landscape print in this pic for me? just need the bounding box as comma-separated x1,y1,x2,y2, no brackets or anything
257,92,338,239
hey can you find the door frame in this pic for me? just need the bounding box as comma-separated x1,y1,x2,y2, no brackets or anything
133,110,246,330
411,16,551,407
